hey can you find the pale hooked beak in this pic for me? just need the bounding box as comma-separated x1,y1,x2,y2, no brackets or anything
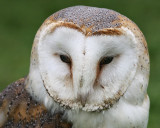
72,61,97,106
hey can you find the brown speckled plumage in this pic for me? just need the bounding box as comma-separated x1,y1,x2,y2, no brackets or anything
0,78,72,128
50,6,122,32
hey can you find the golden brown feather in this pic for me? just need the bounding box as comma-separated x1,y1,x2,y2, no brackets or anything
0,78,72,128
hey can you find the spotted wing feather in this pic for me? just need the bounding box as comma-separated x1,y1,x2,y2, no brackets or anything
0,78,72,128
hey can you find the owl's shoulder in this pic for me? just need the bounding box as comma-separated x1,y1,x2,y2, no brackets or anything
0,78,72,128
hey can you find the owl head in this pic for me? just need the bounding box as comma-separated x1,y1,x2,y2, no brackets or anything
26,6,149,114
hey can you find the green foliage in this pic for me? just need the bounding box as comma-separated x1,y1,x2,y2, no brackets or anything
0,0,159,127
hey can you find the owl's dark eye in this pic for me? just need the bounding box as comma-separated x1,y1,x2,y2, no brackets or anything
60,55,71,64
100,57,113,65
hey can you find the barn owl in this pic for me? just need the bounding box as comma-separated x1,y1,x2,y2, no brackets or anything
0,6,150,128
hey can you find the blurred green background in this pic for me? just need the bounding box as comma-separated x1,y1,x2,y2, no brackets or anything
0,0,159,127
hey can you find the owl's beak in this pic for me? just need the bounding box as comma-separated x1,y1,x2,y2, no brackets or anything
76,76,89,106
72,61,97,106
78,92,89,107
